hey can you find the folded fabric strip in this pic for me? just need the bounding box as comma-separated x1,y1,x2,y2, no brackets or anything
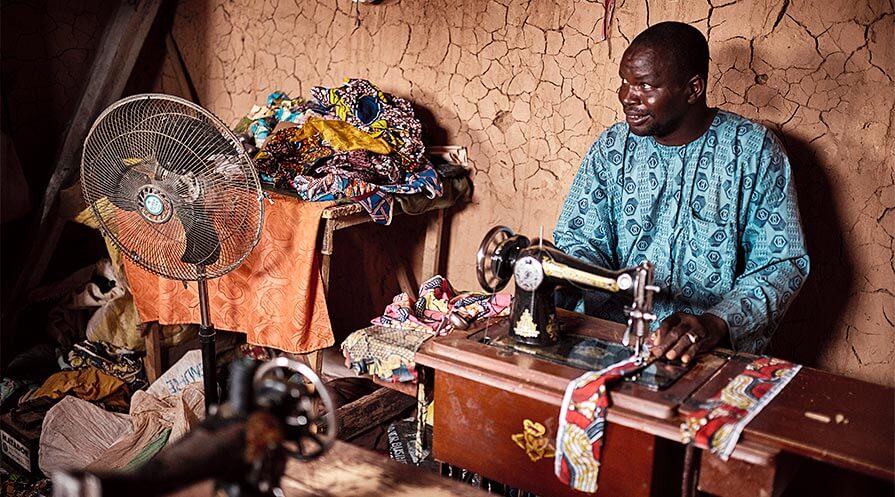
30,367,130,411
680,356,800,460
555,356,646,493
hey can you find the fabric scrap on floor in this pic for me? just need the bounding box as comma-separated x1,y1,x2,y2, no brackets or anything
38,396,132,475
67,340,147,391
29,367,130,411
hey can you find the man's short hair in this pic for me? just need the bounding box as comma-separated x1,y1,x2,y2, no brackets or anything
630,22,709,83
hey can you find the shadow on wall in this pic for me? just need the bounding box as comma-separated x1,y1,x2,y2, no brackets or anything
771,131,854,368
411,95,479,285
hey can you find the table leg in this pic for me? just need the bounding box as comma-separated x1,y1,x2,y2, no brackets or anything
143,321,162,383
414,367,431,465
682,444,701,497
421,209,444,279
320,218,335,297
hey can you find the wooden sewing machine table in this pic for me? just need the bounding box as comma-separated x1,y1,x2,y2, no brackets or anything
413,309,894,497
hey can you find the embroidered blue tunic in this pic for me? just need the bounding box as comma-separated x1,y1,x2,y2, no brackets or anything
554,111,809,354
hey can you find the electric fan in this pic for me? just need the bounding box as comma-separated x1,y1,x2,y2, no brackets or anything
81,94,265,407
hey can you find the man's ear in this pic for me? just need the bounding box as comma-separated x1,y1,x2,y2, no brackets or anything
686,75,706,104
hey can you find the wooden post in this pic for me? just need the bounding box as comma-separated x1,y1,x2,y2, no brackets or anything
2,0,163,336
421,209,444,280
143,322,163,384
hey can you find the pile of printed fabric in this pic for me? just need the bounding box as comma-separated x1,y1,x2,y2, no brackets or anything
341,275,511,383
234,79,443,224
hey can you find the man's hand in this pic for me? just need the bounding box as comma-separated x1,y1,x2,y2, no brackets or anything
650,312,729,364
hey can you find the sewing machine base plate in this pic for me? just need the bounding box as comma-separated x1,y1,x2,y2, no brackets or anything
479,332,690,390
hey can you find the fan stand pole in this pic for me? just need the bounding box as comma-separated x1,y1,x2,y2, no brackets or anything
196,267,219,409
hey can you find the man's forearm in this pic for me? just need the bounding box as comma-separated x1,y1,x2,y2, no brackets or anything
706,255,809,354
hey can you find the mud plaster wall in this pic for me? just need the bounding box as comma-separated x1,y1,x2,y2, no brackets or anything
1,1,892,385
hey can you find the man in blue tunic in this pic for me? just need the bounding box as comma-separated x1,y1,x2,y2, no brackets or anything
554,22,809,363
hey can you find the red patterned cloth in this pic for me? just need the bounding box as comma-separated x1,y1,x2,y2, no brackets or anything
680,356,801,460
554,356,645,493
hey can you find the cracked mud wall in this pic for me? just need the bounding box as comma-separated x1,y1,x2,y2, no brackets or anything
2,1,891,385
166,0,893,385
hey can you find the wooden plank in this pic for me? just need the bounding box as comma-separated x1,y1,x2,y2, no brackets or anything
142,322,163,383
279,440,490,496
38,0,163,226
335,387,415,441
682,354,895,481
164,34,199,104
421,209,444,279
3,0,163,334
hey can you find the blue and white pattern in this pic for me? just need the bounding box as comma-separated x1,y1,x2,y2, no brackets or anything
554,111,809,353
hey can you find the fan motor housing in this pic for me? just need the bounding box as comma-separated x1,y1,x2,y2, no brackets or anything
137,185,174,224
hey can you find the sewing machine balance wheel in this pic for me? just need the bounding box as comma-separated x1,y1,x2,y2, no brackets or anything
253,357,337,461
476,225,531,293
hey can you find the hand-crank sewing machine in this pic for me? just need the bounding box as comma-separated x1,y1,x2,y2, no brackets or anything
474,226,689,389
411,226,893,497
476,225,658,355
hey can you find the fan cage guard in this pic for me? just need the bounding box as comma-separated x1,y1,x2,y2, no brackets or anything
81,94,265,281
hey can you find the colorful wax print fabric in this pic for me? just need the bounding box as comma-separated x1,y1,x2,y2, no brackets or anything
680,356,800,460
310,79,425,169
372,275,512,335
240,91,314,147
342,275,511,383
250,81,442,225
290,164,441,224
554,110,809,354
554,356,646,493
341,325,433,383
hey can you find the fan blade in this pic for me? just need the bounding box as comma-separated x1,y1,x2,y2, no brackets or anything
107,165,150,211
176,201,222,266
150,115,232,176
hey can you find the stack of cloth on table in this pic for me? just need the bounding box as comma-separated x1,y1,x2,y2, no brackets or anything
341,276,511,383
235,79,449,225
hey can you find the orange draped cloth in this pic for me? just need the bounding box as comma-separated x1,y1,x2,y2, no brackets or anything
124,193,334,353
